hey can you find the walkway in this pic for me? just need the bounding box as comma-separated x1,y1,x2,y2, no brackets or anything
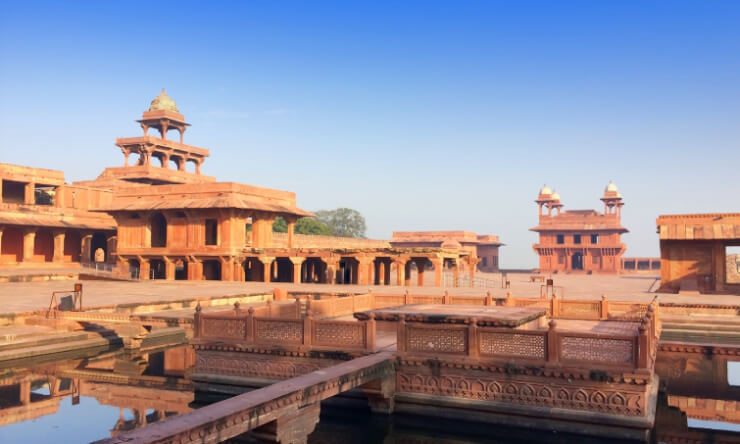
95,352,395,444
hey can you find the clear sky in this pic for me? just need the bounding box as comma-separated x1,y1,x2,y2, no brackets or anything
1,1,738,268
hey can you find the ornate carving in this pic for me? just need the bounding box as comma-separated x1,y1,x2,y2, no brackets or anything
560,336,633,364
314,322,365,347
201,318,245,339
479,332,545,359
255,319,302,344
407,326,467,354
396,370,646,416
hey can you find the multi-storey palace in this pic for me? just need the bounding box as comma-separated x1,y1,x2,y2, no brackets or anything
531,183,627,273
0,90,502,285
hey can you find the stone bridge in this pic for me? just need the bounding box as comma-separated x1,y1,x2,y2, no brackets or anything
95,351,395,444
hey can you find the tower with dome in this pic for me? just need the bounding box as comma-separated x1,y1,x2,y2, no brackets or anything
530,182,628,273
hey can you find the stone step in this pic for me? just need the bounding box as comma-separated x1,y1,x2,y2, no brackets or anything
661,322,740,333
0,336,121,363
0,331,91,352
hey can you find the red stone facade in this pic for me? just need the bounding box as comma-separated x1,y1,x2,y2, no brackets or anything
531,184,628,274
390,231,503,272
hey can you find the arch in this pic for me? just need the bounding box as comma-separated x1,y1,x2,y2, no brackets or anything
243,257,264,282
301,258,327,283
373,257,392,285
175,259,188,280
339,257,359,284
272,257,293,282
185,159,198,173
150,259,166,279
91,232,107,262
571,252,583,270
152,153,165,168
150,213,167,248
169,155,184,171
63,230,81,262
33,229,54,262
128,259,141,279
202,260,221,280
1,226,24,263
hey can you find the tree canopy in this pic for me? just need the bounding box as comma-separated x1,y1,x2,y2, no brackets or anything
272,216,288,233
315,208,366,238
295,217,332,236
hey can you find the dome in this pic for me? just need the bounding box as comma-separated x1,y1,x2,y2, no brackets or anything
149,88,179,112
539,184,552,196
551,191,561,201
605,181,619,193
441,239,462,249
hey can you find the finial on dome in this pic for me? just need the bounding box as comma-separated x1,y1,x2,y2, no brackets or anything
148,89,179,113
540,184,552,196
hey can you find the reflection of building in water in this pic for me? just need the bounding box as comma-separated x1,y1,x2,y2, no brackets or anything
655,347,740,442
0,345,194,436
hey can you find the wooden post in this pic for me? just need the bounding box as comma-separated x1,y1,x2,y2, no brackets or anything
193,303,202,338
366,313,376,352
546,320,558,363
468,318,479,359
397,315,406,353
303,309,313,347
600,294,608,320
485,291,492,306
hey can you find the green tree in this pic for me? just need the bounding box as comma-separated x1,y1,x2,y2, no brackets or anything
315,208,366,238
272,216,287,232
294,217,332,236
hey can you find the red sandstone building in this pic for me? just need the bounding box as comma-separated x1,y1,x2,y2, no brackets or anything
1,90,492,286
390,231,503,272
530,183,628,273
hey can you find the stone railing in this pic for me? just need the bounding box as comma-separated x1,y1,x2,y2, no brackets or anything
193,303,376,353
396,302,660,373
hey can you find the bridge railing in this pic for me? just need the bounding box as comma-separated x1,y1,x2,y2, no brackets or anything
193,304,375,353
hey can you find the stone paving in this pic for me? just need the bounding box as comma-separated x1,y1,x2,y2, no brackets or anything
0,271,737,315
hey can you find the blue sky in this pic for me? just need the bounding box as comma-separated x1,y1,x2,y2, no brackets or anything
1,1,738,268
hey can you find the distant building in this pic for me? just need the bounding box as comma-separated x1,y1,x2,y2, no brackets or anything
390,231,503,272
656,212,740,294
530,183,628,273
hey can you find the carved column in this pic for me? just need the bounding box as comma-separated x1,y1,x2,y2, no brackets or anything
432,257,443,287
394,259,406,286
260,257,275,283
357,257,372,285
290,257,305,284
451,258,459,287
287,219,296,248
22,228,36,262
52,230,66,263
414,258,428,287
163,257,175,280
188,258,202,280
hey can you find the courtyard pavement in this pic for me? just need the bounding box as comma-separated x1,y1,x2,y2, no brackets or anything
0,271,737,315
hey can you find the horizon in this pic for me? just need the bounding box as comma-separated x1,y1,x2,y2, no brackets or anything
1,1,738,268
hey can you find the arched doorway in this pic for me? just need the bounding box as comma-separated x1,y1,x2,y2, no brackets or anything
33,229,54,262
301,258,327,283
243,258,264,282
571,253,584,271
1,227,24,263
150,213,167,247
150,259,166,279
203,260,221,280
91,232,107,262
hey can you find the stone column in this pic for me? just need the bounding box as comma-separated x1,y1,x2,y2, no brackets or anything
357,258,372,285
325,260,338,284
53,230,66,263
394,260,406,286
22,228,36,262
251,402,320,444
81,233,92,264
451,259,459,287
162,153,170,169
139,259,151,280
163,257,175,280
414,258,428,287
377,260,385,285
188,259,202,280
287,219,296,248
24,182,34,204
260,257,275,283
0,227,3,260
468,258,477,287
432,257,443,287
290,257,305,284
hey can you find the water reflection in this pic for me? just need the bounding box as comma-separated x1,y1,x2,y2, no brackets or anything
0,345,194,443
0,344,737,443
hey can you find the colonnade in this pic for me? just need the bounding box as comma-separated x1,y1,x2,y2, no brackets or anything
0,225,115,265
